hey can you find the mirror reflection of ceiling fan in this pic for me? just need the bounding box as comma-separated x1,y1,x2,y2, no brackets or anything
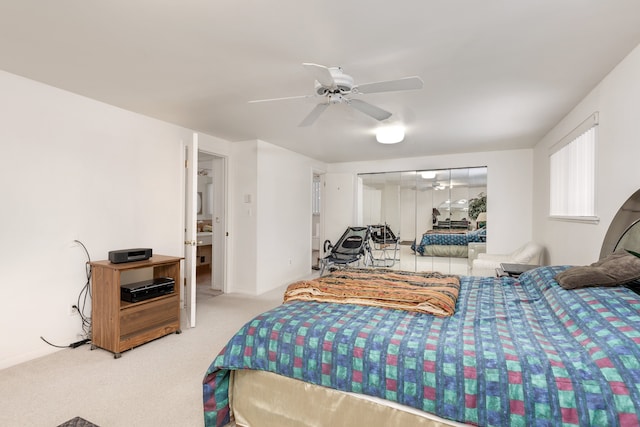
249,63,424,126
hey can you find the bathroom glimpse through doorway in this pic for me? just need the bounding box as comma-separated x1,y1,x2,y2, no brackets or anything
196,151,226,295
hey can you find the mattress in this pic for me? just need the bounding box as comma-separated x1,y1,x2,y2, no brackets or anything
229,369,468,427
420,244,468,258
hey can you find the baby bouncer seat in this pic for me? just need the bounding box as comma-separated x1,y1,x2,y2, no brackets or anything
319,226,372,276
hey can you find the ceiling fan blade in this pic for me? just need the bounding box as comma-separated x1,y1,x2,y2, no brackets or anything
299,103,329,127
248,94,313,103
355,76,424,94
302,63,336,89
347,99,392,121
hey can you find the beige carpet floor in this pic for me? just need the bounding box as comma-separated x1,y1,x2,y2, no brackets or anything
0,284,288,427
0,252,468,427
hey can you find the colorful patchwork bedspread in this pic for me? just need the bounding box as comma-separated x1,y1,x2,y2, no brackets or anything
412,229,486,255
203,266,640,426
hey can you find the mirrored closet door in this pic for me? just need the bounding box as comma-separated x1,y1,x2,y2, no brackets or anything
358,167,487,275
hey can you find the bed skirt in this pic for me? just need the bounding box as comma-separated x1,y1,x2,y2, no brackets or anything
420,244,468,258
229,370,468,427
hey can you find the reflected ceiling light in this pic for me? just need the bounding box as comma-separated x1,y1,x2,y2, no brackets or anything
376,125,405,144
421,171,436,179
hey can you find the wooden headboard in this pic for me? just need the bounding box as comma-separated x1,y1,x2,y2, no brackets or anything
600,189,640,259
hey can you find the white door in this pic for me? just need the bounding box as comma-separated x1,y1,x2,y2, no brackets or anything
184,133,198,327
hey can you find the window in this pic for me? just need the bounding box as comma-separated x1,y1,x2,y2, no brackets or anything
312,175,321,215
549,112,598,221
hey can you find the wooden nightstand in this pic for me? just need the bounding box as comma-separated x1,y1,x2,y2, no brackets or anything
90,255,182,358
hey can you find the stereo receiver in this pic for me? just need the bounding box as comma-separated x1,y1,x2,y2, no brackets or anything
120,277,174,303
108,248,152,264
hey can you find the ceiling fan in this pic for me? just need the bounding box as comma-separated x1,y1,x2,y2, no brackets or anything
249,63,424,127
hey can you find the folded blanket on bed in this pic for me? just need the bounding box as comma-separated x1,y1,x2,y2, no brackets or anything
284,268,460,316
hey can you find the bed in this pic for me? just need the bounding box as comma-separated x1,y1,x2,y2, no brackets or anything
203,263,640,426
433,220,471,230
411,228,486,258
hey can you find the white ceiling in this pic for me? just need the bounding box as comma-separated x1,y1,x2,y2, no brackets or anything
1,1,640,163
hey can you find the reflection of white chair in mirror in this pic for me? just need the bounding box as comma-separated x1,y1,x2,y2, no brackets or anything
471,242,544,277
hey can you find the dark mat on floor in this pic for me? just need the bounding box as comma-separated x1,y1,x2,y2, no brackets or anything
57,417,99,427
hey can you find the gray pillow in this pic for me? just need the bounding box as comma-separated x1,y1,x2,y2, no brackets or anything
554,250,640,290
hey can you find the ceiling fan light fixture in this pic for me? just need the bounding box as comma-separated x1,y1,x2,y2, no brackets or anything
376,125,405,144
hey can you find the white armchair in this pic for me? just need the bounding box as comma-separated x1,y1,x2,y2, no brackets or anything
471,242,544,277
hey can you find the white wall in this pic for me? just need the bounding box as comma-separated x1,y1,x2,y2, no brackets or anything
362,185,382,226
533,43,640,265
324,173,358,246
256,141,322,293
414,186,436,237
229,140,259,294
327,149,533,255
229,139,326,295
0,70,194,369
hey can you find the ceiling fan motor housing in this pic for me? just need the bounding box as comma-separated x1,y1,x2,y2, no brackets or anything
314,67,354,95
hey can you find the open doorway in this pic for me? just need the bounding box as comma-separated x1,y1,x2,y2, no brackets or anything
184,133,227,328
196,151,226,296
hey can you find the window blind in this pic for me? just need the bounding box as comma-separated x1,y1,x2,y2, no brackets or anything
312,177,321,215
549,113,597,219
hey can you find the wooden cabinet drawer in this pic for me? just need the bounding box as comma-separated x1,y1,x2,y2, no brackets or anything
120,295,178,338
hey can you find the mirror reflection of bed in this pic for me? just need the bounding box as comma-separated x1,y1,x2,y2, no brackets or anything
358,167,487,275
203,188,640,427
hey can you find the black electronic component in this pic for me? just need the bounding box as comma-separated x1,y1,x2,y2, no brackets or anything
120,277,174,303
109,248,152,264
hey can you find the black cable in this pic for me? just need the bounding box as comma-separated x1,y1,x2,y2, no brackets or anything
40,336,89,349
40,336,70,349
41,241,93,349
74,240,92,339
